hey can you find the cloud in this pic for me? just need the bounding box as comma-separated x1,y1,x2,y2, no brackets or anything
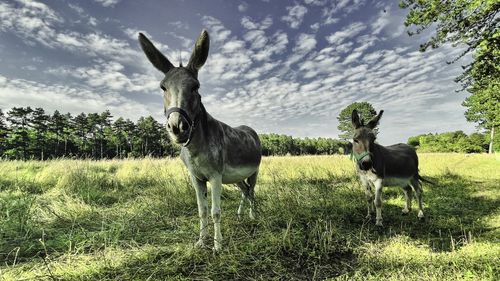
285,33,317,67
68,3,99,26
48,60,161,94
304,0,327,6
281,4,308,29
168,21,189,30
0,0,62,47
202,15,232,42
371,9,390,35
0,75,156,121
0,1,141,64
124,28,171,51
325,22,367,44
238,2,248,12
241,15,273,30
93,0,121,8
321,0,366,25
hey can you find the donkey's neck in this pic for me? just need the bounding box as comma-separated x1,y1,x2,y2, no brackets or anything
371,142,385,177
184,102,213,155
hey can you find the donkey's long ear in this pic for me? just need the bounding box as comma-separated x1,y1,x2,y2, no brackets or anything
138,33,174,74
351,109,362,129
187,30,209,73
367,110,384,129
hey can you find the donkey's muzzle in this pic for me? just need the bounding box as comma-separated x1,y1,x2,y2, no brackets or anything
166,112,190,141
359,159,373,171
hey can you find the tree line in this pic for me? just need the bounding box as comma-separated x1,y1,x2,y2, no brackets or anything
260,134,347,156
0,107,177,160
407,131,498,153
0,107,351,160
0,106,495,160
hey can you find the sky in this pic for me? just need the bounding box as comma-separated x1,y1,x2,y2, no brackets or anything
0,0,477,144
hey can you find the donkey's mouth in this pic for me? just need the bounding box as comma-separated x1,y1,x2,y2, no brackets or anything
169,133,189,145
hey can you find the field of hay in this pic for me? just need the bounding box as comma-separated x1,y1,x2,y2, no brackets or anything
0,154,498,280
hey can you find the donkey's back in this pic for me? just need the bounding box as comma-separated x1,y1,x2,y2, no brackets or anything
380,143,419,178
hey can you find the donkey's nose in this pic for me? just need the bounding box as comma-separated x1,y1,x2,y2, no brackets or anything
360,160,373,170
167,115,189,136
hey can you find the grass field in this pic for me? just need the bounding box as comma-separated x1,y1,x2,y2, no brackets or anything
0,154,499,280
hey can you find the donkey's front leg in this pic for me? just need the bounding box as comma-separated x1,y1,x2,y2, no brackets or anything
210,176,223,251
360,176,374,219
373,179,384,226
192,176,208,248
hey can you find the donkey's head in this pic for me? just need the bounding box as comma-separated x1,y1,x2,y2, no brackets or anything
351,109,384,171
138,30,209,146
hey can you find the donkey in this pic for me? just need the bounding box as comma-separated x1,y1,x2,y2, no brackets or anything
351,109,426,226
138,30,261,251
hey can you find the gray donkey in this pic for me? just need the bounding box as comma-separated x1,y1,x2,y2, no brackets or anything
138,30,261,251
351,109,427,226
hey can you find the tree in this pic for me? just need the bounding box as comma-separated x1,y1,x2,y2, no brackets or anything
462,35,500,153
31,107,49,160
337,102,377,141
400,0,498,87
6,107,33,159
401,0,500,153
98,110,113,158
73,113,89,158
0,109,8,156
136,116,163,157
49,110,72,157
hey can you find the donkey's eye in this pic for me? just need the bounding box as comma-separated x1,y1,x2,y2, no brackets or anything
353,139,359,143
160,85,166,91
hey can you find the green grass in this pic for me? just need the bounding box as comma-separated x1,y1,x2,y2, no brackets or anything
0,154,498,280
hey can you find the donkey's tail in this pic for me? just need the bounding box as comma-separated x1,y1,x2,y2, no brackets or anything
418,175,435,185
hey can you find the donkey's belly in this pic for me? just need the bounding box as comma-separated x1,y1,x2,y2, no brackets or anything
222,165,258,184
383,177,412,187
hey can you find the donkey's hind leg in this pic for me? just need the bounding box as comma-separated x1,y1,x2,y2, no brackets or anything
246,171,258,219
410,177,424,219
401,185,413,215
235,181,250,219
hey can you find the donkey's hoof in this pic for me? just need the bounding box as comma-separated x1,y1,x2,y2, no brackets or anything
212,242,222,252
194,239,206,248
418,210,425,219
249,211,256,220
401,208,410,215
375,220,383,227
365,214,372,220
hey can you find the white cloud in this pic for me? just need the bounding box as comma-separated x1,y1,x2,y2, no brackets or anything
0,75,155,121
243,30,268,49
241,15,273,30
282,33,316,68
281,4,308,29
325,22,367,44
321,0,366,25
371,9,390,35
0,1,62,47
238,2,248,12
294,33,316,53
202,15,232,42
47,61,161,94
168,21,189,30
0,1,141,64
93,0,121,8
304,0,327,6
